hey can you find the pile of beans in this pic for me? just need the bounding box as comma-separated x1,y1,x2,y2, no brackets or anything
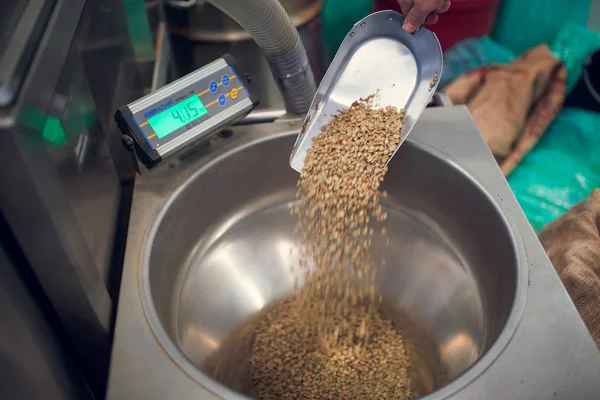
251,98,412,400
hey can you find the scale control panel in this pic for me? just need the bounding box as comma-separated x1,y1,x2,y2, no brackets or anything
115,54,257,169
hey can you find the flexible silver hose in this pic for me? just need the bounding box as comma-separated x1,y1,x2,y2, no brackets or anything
206,0,316,115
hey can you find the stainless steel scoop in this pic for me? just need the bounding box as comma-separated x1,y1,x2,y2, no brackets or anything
289,10,443,172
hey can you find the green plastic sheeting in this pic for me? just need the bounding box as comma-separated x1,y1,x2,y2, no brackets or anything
321,0,372,65
440,24,600,94
440,24,600,231
439,37,514,89
510,24,600,231
507,108,600,232
551,23,600,92
492,0,591,56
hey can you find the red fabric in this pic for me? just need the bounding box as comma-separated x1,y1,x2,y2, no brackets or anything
373,0,501,52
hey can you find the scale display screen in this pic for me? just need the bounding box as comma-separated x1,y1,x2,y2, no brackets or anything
115,54,257,169
147,96,208,139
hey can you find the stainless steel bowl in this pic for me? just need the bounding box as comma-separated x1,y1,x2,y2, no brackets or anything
140,132,525,399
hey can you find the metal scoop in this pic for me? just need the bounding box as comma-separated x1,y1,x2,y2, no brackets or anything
289,10,443,172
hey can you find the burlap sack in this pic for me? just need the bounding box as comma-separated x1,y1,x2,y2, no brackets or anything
445,45,567,175
539,189,600,347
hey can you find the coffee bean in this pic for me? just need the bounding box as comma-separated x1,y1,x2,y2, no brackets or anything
251,97,411,400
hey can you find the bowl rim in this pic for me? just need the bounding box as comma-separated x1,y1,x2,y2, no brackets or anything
138,132,528,400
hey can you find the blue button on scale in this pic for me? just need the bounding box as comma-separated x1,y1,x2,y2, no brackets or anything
209,81,218,93
221,74,230,86
218,94,226,106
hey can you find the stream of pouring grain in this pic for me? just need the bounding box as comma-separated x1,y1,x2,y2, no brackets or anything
251,97,412,400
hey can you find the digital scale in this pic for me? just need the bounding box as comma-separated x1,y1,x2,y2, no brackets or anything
115,55,257,169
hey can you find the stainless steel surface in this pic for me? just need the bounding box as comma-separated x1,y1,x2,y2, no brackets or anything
430,91,452,107
83,0,148,180
0,219,92,400
169,5,324,123
0,0,145,396
290,11,443,172
0,0,113,381
0,0,56,106
166,0,201,9
143,125,523,399
109,106,600,399
205,0,316,115
152,21,172,91
166,0,322,42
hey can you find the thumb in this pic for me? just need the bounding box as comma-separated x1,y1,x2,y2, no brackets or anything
404,7,429,32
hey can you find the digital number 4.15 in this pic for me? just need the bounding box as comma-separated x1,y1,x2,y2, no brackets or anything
171,101,201,124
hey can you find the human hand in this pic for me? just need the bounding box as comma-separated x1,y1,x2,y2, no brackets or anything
398,0,451,33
